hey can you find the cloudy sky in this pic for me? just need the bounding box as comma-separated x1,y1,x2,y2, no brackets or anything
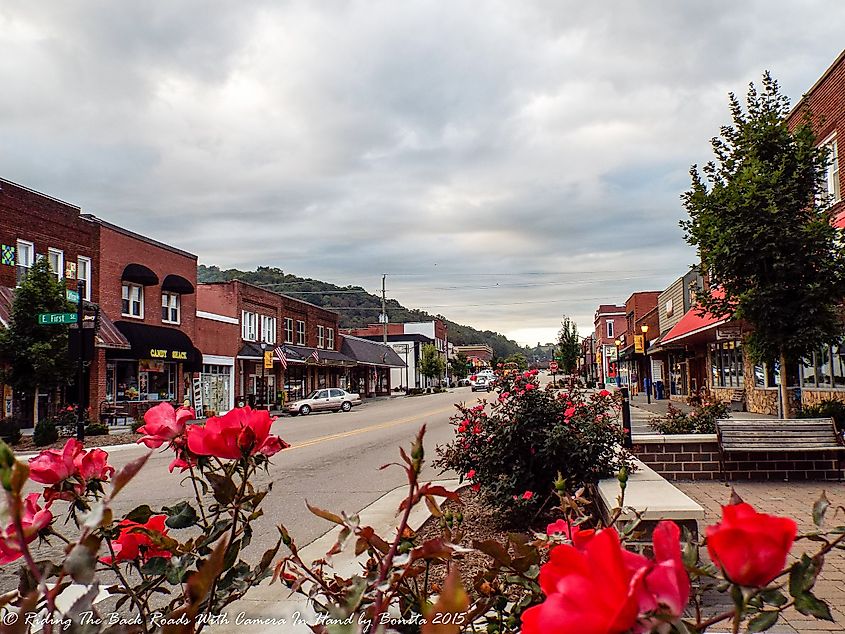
1,2,843,345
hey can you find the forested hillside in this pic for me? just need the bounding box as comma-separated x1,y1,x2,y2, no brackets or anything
198,265,528,358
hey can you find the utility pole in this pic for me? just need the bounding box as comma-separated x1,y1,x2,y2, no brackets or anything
381,274,387,344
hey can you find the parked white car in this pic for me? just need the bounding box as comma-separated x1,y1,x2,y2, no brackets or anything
287,388,362,416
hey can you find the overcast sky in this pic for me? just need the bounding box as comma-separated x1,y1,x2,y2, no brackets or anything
1,2,843,346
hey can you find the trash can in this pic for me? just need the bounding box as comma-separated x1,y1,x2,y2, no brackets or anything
655,381,665,400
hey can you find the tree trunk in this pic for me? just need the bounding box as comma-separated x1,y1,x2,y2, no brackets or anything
779,352,792,419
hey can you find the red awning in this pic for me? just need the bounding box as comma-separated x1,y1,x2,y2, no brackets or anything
661,305,727,345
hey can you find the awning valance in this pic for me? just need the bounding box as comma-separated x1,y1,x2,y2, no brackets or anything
161,274,195,295
111,321,201,367
122,263,159,286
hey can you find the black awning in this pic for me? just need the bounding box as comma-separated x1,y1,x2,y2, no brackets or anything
161,274,195,295
111,321,200,365
122,263,159,286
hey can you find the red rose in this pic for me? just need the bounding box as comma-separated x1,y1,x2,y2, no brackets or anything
706,502,796,587
100,515,172,565
187,406,289,460
136,402,194,448
522,529,644,634
0,493,53,565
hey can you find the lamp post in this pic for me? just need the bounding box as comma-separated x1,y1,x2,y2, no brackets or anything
260,342,267,410
641,324,651,404
614,338,622,388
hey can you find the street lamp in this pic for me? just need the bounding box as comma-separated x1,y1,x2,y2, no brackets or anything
614,338,622,388
260,342,267,410
641,324,651,404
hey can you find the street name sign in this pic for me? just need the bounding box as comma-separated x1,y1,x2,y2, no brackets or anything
38,313,78,325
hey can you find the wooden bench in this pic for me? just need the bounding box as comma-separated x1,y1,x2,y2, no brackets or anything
716,418,845,482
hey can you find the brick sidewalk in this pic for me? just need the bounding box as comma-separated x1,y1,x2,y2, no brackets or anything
677,481,845,632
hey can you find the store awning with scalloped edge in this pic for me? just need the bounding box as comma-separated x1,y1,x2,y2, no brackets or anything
121,263,159,286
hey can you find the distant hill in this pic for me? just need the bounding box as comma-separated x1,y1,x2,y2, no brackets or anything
198,265,527,359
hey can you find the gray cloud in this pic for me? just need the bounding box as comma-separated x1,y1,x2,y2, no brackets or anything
1,1,843,344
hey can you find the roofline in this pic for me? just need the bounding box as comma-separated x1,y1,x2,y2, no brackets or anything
0,177,82,211
82,214,197,260
199,279,340,316
788,48,845,120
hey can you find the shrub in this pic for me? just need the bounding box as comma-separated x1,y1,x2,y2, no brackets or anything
33,418,59,446
800,398,845,433
435,370,629,521
0,417,22,444
84,422,110,436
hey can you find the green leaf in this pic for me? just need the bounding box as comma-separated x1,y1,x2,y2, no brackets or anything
794,592,833,620
748,610,779,631
163,501,199,529
813,491,830,527
124,504,155,524
206,473,237,505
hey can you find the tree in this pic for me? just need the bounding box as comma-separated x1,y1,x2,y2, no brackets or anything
557,316,580,375
681,73,845,418
449,353,469,380
418,344,445,386
0,258,75,423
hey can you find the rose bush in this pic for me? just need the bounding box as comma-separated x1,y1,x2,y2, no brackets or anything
435,370,630,519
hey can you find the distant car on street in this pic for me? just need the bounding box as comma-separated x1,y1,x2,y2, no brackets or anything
471,376,493,392
287,388,362,416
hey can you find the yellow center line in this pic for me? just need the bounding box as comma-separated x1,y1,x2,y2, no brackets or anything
284,405,456,451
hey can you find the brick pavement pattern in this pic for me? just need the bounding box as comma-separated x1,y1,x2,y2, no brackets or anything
677,481,845,633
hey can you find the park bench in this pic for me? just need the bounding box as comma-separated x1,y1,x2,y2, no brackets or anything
716,418,845,482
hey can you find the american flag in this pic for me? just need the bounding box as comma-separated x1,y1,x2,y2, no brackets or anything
274,346,288,370
310,349,319,363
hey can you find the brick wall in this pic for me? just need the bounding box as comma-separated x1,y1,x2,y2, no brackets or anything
632,435,843,482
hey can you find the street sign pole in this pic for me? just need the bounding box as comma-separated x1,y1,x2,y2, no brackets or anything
75,280,85,442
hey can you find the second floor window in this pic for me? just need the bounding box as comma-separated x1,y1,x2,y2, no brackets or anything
606,320,614,338
284,318,294,343
242,311,258,341
296,320,305,345
161,292,180,324
328,328,335,350
317,325,325,348
261,315,277,344
122,283,143,318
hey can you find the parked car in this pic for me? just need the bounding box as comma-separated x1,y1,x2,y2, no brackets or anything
471,376,493,392
287,388,362,416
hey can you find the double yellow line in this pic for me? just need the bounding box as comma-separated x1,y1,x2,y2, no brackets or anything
286,405,456,452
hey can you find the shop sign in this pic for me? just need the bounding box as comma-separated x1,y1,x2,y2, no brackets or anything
148,348,188,361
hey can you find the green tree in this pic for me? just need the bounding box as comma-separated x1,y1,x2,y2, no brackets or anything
557,316,580,375
682,73,845,418
449,353,469,380
0,258,75,424
418,344,445,386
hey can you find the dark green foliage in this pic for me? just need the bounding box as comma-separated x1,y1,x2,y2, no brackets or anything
198,264,527,358
84,422,110,436
557,316,580,375
0,417,22,444
681,73,845,368
34,418,59,446
799,398,845,433
435,374,629,523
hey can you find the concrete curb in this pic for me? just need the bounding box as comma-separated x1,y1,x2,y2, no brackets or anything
209,478,461,633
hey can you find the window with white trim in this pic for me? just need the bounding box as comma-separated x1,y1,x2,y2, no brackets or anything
824,135,841,204
47,248,63,280
241,311,258,341
605,320,614,338
296,320,305,345
261,315,277,344
77,256,92,300
317,325,325,348
284,318,294,343
327,328,335,350
161,292,180,324
15,239,34,285
122,282,143,318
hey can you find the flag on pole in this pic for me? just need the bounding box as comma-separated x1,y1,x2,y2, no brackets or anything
274,346,288,370
310,349,319,363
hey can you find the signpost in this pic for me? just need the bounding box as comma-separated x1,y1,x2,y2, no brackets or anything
38,312,78,325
